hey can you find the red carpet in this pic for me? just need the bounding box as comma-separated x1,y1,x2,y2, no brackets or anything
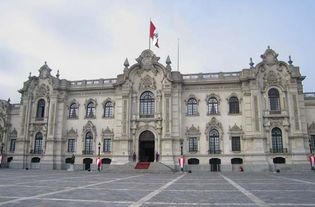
135,162,150,169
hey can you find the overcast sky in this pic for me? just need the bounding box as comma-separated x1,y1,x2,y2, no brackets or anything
0,0,314,103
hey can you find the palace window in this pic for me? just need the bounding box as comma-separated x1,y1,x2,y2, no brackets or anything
140,91,155,118
187,98,198,116
271,128,283,153
229,96,239,114
104,101,113,118
69,103,78,119
9,139,16,152
208,97,218,115
209,129,220,154
189,137,198,152
36,99,45,119
34,132,43,154
231,136,241,152
268,88,280,113
103,138,111,152
67,139,75,153
84,132,93,154
86,102,95,118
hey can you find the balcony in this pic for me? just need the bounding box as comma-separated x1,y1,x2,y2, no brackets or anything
270,148,288,153
82,150,94,155
208,149,221,154
30,149,43,154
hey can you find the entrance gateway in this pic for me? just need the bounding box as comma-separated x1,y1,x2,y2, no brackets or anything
139,130,155,162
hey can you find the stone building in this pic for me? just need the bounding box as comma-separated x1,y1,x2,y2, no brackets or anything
0,47,315,171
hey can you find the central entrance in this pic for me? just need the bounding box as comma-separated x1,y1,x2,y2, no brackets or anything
139,130,155,162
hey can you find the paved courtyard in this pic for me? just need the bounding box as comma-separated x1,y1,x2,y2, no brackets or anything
0,169,314,207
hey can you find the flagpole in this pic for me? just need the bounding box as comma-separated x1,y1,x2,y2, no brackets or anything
177,38,180,71
149,19,151,50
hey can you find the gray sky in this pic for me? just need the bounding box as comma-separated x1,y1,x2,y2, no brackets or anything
1,0,314,103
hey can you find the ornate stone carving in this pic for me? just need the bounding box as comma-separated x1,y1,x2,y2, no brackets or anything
136,49,160,71
205,117,223,137
139,75,156,90
35,84,50,99
185,125,201,136
9,128,17,137
101,127,114,138
82,121,97,142
229,124,242,132
67,128,78,138
29,123,47,137
260,47,279,66
38,62,52,79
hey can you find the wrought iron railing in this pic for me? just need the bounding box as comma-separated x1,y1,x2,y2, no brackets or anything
270,148,288,153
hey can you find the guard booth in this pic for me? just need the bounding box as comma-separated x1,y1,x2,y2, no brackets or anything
209,158,221,172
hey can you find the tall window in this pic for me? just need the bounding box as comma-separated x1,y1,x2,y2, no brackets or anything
187,98,198,116
229,96,239,114
67,139,75,152
310,135,315,151
34,132,43,154
209,129,220,154
231,136,241,152
208,97,218,115
271,128,283,153
268,88,280,113
86,102,95,118
36,99,45,119
140,91,155,118
84,132,93,154
9,139,16,152
103,138,111,152
104,101,113,118
69,103,78,119
189,137,198,152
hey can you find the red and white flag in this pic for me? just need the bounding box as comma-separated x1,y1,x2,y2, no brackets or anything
150,21,159,48
96,157,102,167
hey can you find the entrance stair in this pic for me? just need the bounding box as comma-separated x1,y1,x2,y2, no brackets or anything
104,162,176,173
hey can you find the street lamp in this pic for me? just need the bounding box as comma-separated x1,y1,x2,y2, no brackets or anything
98,142,101,156
180,140,183,156
309,139,313,155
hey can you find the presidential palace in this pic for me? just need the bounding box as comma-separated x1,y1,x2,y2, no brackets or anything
0,47,315,172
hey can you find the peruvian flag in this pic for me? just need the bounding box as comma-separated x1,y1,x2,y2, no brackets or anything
150,21,159,48
310,155,315,169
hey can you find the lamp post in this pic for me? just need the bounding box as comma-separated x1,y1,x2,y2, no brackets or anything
98,142,101,156
180,140,183,156
309,139,313,155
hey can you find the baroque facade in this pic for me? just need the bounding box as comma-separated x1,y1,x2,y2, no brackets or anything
1,48,315,171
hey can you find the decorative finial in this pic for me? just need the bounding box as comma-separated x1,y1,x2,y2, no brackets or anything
166,55,172,70
29,72,32,78
249,57,254,68
267,45,270,49
7,98,10,103
44,61,47,65
56,70,60,79
124,58,129,68
288,55,293,65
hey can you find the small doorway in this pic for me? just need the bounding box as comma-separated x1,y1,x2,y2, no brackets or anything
209,158,221,172
139,130,155,162
83,158,93,170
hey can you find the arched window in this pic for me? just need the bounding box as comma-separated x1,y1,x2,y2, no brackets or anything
104,101,113,118
268,88,280,113
69,103,78,119
140,91,155,118
34,132,43,154
271,128,283,153
84,132,93,154
187,98,198,116
209,129,220,154
36,99,45,119
86,102,95,118
208,97,218,115
229,96,239,114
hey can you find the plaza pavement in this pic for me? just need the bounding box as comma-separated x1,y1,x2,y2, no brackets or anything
0,169,314,207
